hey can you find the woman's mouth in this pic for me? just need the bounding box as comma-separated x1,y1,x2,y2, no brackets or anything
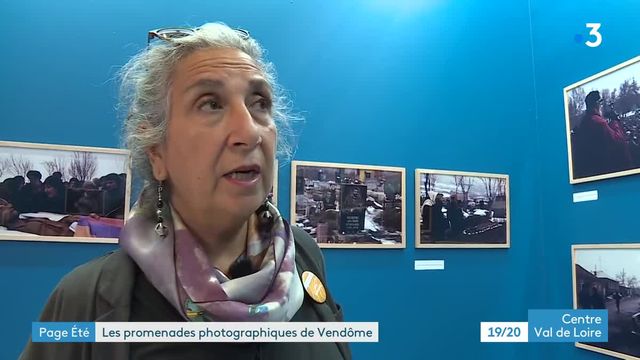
227,170,259,181
223,165,261,187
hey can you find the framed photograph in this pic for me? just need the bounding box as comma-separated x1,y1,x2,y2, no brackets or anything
572,244,640,359
0,141,131,243
415,169,509,248
290,160,405,249
564,55,640,184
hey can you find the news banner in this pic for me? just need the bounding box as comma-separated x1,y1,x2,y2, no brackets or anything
32,310,607,344
481,310,608,343
33,322,378,343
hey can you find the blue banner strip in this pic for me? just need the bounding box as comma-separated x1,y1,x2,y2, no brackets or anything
528,310,608,343
32,322,96,343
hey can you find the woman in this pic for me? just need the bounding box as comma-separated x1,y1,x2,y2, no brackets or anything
0,177,22,205
446,195,464,239
100,173,126,218
21,23,349,360
41,175,66,214
431,193,448,241
72,182,101,215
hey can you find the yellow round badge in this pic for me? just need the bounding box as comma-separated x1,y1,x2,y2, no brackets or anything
301,271,327,304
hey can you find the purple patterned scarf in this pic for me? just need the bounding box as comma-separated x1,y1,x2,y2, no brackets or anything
119,201,304,322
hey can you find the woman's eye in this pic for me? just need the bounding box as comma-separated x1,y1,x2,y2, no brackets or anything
250,97,272,112
199,99,223,112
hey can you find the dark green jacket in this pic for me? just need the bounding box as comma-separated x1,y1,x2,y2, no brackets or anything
20,227,351,360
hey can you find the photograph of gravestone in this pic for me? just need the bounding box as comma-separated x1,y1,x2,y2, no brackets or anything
415,169,509,248
339,183,367,234
572,244,640,359
291,161,405,248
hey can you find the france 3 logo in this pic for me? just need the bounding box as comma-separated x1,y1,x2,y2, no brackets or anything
575,23,602,48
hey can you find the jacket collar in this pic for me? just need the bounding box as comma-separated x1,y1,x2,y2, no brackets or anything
93,249,134,360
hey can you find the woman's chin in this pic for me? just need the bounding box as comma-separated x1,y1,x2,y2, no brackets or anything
222,196,265,216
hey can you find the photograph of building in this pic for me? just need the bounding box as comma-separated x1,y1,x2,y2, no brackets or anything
573,245,640,359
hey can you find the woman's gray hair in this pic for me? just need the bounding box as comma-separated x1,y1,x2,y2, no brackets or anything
118,22,297,216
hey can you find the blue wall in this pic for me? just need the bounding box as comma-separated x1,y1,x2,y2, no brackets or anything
528,0,640,359
1,0,634,359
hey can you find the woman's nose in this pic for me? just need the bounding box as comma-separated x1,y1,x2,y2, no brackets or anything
227,101,262,149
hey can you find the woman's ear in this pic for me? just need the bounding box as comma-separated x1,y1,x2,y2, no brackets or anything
147,144,168,181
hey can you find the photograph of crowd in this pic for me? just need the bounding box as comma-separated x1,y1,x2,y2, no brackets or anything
565,55,640,183
291,161,405,249
573,244,640,359
415,169,509,248
0,141,130,243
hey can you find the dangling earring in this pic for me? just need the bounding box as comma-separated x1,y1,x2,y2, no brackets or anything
155,181,168,237
256,198,273,229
